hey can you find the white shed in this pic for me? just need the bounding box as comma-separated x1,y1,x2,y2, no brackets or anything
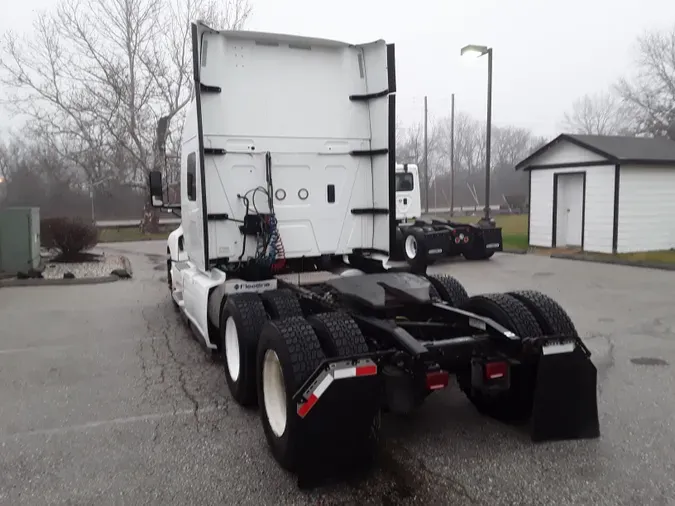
515,134,675,254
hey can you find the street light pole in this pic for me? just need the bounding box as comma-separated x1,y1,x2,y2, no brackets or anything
90,187,96,224
423,95,429,214
450,93,455,217
460,44,495,227
89,176,112,225
484,47,493,224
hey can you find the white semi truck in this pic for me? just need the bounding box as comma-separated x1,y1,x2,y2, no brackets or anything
149,21,600,488
392,163,504,269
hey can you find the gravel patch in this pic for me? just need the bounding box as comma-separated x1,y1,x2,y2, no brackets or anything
42,254,126,280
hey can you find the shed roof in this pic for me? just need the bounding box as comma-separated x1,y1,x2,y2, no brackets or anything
515,134,675,170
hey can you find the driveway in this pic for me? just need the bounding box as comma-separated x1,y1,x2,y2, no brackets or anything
1,243,674,505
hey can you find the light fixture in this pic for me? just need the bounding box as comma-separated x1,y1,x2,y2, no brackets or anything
460,44,490,58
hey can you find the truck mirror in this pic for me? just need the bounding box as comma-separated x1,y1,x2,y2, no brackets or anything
148,170,164,207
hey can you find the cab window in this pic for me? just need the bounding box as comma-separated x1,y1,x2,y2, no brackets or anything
396,173,414,192
187,152,197,201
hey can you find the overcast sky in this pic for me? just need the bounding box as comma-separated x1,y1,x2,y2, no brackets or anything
2,0,675,139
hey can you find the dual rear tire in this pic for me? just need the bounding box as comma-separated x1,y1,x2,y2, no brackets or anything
456,290,579,423
220,293,268,406
220,290,373,471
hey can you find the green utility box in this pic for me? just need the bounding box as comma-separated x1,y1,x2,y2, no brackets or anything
0,207,41,275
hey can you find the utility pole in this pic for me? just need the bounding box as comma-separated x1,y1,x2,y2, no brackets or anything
423,95,429,213
450,93,455,217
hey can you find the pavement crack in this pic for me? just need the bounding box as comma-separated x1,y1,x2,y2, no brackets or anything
151,419,161,445
414,458,479,504
162,317,201,431
352,439,480,505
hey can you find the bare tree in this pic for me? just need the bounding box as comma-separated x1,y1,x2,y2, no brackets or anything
616,25,675,140
560,91,633,135
425,114,544,210
0,0,251,227
396,119,446,209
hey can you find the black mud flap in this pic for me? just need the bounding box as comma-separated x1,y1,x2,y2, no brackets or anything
479,226,503,252
531,345,600,442
294,362,384,489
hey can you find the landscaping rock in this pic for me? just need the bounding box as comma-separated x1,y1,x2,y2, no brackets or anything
111,268,131,279
63,272,76,279
27,268,44,279
41,253,126,279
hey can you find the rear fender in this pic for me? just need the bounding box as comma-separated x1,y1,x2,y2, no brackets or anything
293,357,383,486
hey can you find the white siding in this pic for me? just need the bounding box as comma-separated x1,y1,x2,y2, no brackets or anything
531,140,606,166
529,165,615,252
617,165,675,253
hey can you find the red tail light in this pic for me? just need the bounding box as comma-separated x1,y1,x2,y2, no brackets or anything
426,370,449,390
485,361,508,380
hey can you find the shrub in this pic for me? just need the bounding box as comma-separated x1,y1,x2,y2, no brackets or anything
41,217,99,261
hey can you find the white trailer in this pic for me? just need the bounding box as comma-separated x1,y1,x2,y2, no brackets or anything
149,21,600,488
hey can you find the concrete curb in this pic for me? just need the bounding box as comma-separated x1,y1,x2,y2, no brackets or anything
0,275,121,288
121,255,134,277
550,253,675,272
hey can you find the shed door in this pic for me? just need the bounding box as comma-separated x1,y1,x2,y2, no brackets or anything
555,173,584,247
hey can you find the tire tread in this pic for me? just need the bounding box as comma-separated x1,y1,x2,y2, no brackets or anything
508,290,578,336
427,274,469,307
272,316,325,389
308,312,369,357
260,289,304,319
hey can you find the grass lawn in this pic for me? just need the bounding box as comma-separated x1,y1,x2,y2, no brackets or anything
428,213,529,251
592,250,675,266
98,227,172,243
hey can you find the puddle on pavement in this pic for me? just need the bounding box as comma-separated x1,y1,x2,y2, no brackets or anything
630,357,669,366
532,271,554,277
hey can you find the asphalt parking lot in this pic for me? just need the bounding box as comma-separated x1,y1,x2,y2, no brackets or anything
1,242,674,506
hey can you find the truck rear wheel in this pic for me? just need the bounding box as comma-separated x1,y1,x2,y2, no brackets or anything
256,317,325,471
307,312,369,357
260,289,304,319
457,293,542,422
307,312,381,454
508,290,578,337
401,227,428,272
220,293,268,407
426,274,469,307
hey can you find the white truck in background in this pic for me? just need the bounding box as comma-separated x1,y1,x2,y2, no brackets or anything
392,163,503,268
149,20,600,489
